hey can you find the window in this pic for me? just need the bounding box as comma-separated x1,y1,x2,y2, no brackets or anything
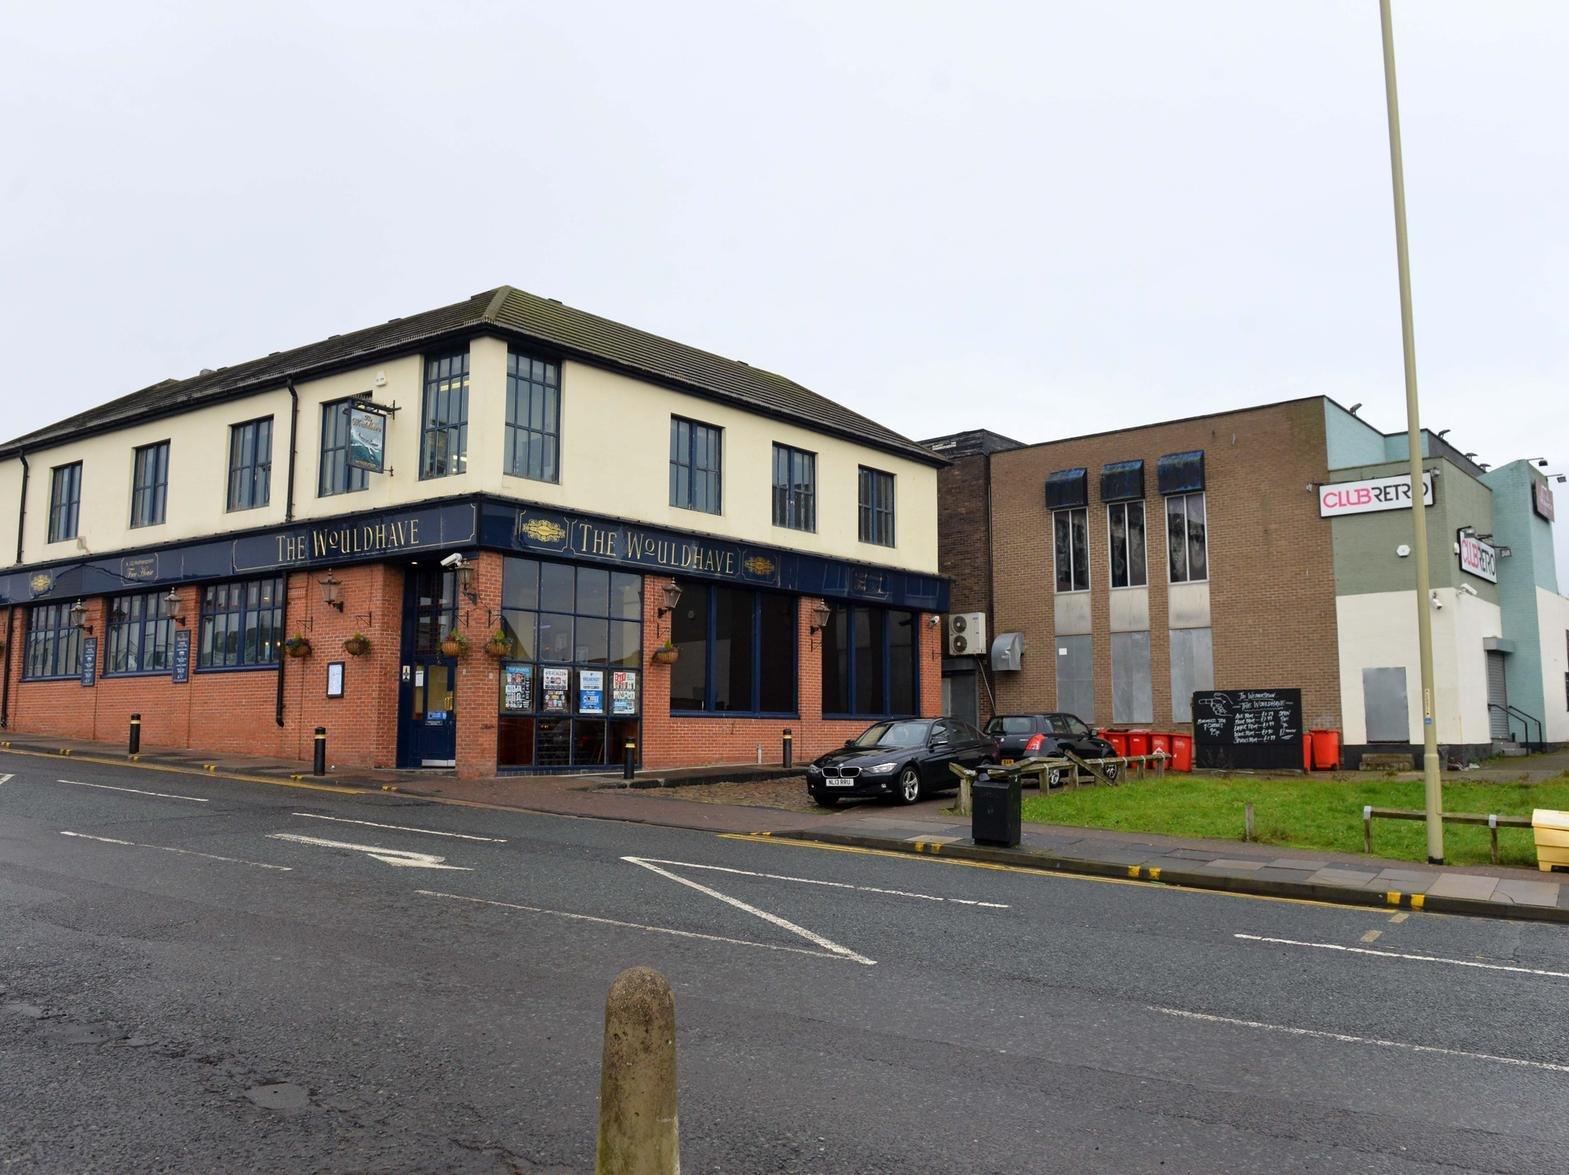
421,350,470,478
670,585,796,714
130,441,169,528
106,591,174,674
1108,500,1147,588
820,604,918,717
1053,507,1089,592
319,399,369,496
772,444,816,532
505,350,561,483
47,462,81,543
670,417,722,513
1166,492,1208,583
227,418,273,511
23,603,82,680
858,467,895,546
198,576,284,669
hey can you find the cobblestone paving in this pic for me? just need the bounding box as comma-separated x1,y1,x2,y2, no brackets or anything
638,776,823,812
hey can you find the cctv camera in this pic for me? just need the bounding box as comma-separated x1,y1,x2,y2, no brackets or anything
440,552,464,568
1430,590,1443,610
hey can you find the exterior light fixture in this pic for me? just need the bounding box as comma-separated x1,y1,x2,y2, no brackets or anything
457,560,476,604
69,598,92,633
808,601,833,649
320,571,344,611
657,582,683,619
163,587,186,626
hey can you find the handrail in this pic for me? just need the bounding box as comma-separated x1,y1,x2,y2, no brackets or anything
1488,701,1543,753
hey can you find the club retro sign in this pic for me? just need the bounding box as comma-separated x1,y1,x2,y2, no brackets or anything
1319,471,1435,518
1535,480,1556,522
1457,529,1498,584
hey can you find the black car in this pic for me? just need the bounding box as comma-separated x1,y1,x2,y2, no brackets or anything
984,712,1119,783
806,718,995,807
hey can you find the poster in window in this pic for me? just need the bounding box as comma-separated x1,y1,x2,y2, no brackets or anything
578,669,605,716
502,663,534,712
612,670,638,715
542,666,570,713
347,405,386,473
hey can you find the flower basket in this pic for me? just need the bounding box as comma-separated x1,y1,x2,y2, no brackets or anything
651,643,680,666
484,631,512,658
343,634,371,657
284,635,312,659
440,632,467,658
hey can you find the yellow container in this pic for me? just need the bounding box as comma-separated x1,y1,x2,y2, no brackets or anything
1532,809,1569,873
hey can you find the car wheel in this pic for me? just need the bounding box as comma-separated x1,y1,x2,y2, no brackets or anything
812,793,840,809
896,765,923,804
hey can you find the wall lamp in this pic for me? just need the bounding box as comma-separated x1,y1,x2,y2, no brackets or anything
657,582,683,619
163,587,186,626
808,601,833,649
320,571,344,611
69,598,92,634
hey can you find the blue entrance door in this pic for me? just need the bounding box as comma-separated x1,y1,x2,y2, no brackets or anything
397,566,460,768
404,659,458,766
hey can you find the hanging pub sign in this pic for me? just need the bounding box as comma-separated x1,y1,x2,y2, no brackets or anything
1457,529,1498,583
578,669,605,716
347,401,389,474
502,664,534,712
541,666,571,714
611,670,638,715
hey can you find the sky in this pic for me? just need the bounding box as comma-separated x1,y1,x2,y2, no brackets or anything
2,0,1565,578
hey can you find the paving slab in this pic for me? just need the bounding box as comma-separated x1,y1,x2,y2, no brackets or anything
1426,874,1501,901
1493,880,1563,907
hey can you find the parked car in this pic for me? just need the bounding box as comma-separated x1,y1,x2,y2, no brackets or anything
806,717,996,807
983,713,1120,784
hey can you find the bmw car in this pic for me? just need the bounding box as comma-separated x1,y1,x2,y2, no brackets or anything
806,717,995,807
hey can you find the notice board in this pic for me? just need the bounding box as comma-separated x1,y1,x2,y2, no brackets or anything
1192,689,1303,770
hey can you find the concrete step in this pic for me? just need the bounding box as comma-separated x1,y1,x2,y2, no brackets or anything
1492,742,1528,757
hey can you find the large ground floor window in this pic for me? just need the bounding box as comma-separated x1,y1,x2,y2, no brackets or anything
496,556,642,768
668,584,796,715
821,605,918,718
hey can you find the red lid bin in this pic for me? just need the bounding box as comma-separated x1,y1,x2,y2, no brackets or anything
1127,730,1152,757
1150,732,1173,761
1105,730,1129,756
1310,729,1342,771
1169,733,1193,772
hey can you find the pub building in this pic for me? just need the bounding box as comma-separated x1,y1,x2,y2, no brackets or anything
0,287,947,776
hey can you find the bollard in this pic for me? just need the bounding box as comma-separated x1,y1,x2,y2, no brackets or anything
128,713,141,756
624,739,636,782
313,727,326,776
596,966,679,1175
782,727,793,769
1244,802,1255,843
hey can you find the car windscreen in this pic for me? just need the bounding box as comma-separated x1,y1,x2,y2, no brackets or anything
854,720,929,748
985,716,1037,735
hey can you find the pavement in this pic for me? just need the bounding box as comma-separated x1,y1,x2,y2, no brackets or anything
5,750,1569,1172
4,731,1566,925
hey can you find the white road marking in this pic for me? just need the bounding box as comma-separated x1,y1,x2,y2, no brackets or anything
0,773,13,786
57,778,209,803
416,889,862,962
60,830,291,871
1150,1005,1569,1075
623,856,875,965
1361,930,1382,943
1235,933,1569,981
290,812,506,843
267,832,472,870
1389,912,1409,924
631,857,1009,908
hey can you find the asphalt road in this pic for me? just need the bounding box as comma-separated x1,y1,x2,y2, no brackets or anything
3,754,1568,1173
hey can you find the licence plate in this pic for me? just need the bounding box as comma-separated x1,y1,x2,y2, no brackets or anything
1001,759,1015,766
825,779,854,787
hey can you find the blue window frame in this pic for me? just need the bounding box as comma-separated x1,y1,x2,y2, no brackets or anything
772,443,816,532
319,399,368,497
820,604,918,717
505,350,561,483
858,466,895,547
227,417,273,511
23,602,83,680
669,417,722,514
47,462,81,543
421,349,470,479
198,575,284,669
669,584,796,715
130,441,169,528
106,590,174,675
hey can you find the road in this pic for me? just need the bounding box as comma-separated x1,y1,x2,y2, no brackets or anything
2,754,1567,1173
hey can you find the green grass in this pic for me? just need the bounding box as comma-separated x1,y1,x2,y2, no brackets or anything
1017,774,1569,868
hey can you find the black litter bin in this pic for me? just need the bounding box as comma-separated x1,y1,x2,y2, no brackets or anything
971,769,1021,847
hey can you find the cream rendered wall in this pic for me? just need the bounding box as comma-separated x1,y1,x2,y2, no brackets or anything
1539,587,1569,742
292,354,428,519
1336,589,1500,746
0,458,22,563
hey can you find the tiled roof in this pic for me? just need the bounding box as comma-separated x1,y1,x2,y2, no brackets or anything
2,286,940,465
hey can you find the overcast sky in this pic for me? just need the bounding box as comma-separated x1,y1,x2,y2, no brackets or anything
2,0,1564,578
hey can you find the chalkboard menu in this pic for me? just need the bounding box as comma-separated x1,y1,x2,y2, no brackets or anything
80,636,98,688
171,628,192,684
1192,689,1303,770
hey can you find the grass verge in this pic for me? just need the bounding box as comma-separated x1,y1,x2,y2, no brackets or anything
1018,774,1569,868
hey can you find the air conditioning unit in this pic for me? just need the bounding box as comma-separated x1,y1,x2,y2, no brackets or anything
946,612,987,656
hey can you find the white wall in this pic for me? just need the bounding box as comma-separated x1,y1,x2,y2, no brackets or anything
1540,587,1569,743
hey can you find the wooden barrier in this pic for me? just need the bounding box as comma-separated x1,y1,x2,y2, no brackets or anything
1362,805,1531,866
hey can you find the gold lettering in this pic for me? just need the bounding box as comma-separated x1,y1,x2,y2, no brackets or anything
573,521,593,551
311,531,328,558
374,522,387,549
408,518,420,544
723,552,736,576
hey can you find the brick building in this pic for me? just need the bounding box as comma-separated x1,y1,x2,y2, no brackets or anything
927,398,1569,767
0,288,946,777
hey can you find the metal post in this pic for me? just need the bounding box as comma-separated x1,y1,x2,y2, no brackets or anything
624,739,636,782
128,713,141,755
1244,802,1256,843
313,726,326,776
1380,0,1443,863
781,728,793,769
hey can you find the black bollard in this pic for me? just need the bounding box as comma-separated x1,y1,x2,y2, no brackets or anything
782,728,793,769
128,713,141,755
623,739,636,782
313,726,326,776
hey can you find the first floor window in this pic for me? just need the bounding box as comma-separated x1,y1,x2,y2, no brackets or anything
130,441,169,528
106,591,174,674
505,349,561,482
227,417,273,510
669,585,795,714
198,576,284,668
670,417,722,513
772,444,816,531
1054,507,1089,592
858,466,895,546
421,349,470,478
48,462,81,543
1167,492,1208,583
23,602,82,680
319,399,369,496
1108,500,1147,588
821,605,917,717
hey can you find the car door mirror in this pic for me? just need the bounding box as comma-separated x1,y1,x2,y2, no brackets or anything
844,738,856,747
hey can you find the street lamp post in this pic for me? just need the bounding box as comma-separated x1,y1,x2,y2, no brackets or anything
1379,0,1443,863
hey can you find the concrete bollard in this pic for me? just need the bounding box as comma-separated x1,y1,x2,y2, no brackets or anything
596,966,680,1175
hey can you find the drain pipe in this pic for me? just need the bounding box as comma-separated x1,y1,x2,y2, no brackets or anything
284,378,300,522
15,451,29,564
1,606,13,729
